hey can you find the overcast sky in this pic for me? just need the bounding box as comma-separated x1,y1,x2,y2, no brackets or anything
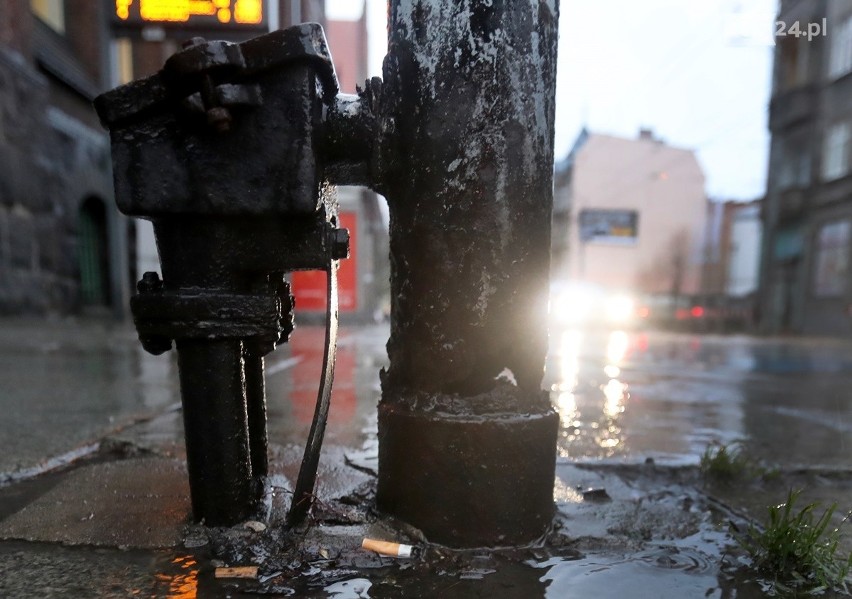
328,0,777,201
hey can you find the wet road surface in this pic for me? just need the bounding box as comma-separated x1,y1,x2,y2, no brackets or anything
545,328,852,468
1,319,851,597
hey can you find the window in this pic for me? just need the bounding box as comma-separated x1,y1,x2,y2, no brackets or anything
777,140,811,189
30,0,64,33
829,16,852,78
822,122,852,181
813,221,850,297
115,38,134,85
774,225,803,261
778,35,809,90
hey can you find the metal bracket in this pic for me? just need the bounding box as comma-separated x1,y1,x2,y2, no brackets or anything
132,271,295,355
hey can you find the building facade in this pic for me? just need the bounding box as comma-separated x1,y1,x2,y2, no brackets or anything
0,0,127,316
699,199,763,330
553,129,707,304
759,0,852,335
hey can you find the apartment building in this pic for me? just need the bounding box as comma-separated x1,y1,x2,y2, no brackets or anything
759,0,852,335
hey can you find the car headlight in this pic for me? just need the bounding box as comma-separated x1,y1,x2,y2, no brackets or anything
605,295,634,323
553,289,595,323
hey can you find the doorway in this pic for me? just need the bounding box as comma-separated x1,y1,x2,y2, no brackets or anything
78,197,111,307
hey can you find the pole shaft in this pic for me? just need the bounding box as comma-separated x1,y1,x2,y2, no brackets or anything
177,339,256,526
381,0,559,396
378,0,561,546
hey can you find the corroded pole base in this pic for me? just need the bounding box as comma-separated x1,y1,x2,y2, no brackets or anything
377,391,558,547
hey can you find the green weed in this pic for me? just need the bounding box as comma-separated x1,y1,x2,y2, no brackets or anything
700,442,757,482
736,488,852,595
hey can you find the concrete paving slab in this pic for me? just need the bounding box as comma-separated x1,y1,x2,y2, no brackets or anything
0,457,190,549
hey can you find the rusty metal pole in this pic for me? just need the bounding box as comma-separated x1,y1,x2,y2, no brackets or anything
376,0,560,546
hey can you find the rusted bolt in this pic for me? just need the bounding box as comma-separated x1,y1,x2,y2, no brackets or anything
207,106,232,133
137,271,163,294
331,228,350,260
135,272,171,354
139,334,173,356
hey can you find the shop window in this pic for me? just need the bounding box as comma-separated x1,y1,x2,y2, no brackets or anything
813,221,850,297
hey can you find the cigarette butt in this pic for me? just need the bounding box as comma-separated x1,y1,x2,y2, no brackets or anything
214,566,259,579
361,537,414,558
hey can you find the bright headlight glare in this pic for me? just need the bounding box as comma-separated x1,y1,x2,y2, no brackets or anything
605,295,634,323
555,290,594,323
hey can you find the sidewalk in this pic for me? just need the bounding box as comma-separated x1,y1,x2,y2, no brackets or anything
0,318,851,597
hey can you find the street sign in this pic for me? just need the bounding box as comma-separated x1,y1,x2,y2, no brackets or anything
112,0,267,32
578,209,639,244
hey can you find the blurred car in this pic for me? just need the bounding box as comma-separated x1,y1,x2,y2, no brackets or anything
674,295,757,333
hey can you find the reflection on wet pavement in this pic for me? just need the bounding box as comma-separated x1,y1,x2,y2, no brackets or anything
545,328,852,469
154,555,199,598
266,326,384,450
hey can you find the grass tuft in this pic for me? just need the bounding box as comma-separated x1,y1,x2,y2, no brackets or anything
736,488,852,595
700,442,757,482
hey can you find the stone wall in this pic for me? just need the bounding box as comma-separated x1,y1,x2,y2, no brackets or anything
0,48,113,314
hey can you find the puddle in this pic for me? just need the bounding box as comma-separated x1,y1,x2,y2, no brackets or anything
536,545,721,598
152,553,204,598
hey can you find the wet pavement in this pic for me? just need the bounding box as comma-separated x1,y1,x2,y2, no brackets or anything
545,328,852,469
0,318,178,480
1,318,851,596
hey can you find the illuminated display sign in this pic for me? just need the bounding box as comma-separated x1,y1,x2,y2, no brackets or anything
113,0,267,31
579,209,639,245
